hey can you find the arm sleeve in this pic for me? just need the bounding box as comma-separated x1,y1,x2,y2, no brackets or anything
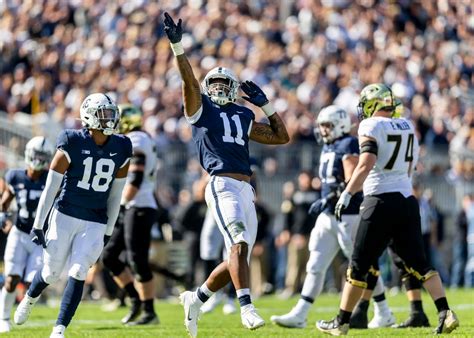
32,170,64,230
105,177,127,236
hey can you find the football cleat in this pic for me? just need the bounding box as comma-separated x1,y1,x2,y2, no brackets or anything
121,299,142,324
349,308,368,329
127,312,159,326
316,318,349,336
241,305,265,330
393,311,430,328
179,291,201,338
14,294,39,325
368,310,396,328
0,319,11,333
50,324,66,338
435,310,459,334
270,309,307,328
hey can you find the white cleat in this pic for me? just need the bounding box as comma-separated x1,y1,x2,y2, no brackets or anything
200,292,222,314
270,309,307,328
179,291,201,338
368,311,396,328
14,295,38,325
50,324,66,338
222,299,237,315
0,319,11,333
241,305,265,330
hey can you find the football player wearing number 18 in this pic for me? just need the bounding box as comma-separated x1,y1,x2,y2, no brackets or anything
316,84,459,336
13,93,132,338
164,12,289,338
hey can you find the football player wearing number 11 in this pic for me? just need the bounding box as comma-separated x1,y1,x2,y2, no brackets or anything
164,12,289,338
317,84,459,336
14,93,133,338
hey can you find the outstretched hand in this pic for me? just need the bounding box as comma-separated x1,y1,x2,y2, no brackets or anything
240,81,269,107
163,12,183,44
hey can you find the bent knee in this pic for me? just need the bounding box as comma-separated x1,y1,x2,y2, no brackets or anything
4,275,20,292
68,263,89,281
346,265,368,289
230,242,248,257
41,266,60,284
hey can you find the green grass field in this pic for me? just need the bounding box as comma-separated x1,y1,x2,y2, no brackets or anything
3,289,473,337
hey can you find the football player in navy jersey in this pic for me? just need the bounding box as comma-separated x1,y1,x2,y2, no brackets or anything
270,106,395,329
0,136,54,333
13,93,132,338
164,12,289,337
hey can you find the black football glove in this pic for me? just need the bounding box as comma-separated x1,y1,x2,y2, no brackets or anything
31,228,47,248
163,12,183,43
240,81,269,107
308,198,327,217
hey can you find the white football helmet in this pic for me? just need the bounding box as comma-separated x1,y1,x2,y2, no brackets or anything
25,136,54,171
202,67,239,105
80,93,119,135
316,105,352,143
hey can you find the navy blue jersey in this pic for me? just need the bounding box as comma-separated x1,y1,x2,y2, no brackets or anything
319,135,363,214
54,129,133,224
191,95,254,176
5,169,48,234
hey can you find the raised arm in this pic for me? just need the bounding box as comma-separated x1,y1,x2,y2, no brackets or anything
164,12,202,117
241,81,289,145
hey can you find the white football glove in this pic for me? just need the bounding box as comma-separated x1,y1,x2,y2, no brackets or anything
335,190,352,221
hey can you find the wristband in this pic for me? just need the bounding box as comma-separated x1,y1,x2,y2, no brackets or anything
170,42,184,56
261,102,275,117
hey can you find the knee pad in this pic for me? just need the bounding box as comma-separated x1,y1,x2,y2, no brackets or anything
41,266,60,284
403,263,439,283
129,260,152,283
346,266,368,289
366,266,380,291
68,263,89,281
402,275,422,290
102,252,126,277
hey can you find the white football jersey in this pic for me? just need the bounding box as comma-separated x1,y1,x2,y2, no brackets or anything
126,131,158,209
358,116,419,197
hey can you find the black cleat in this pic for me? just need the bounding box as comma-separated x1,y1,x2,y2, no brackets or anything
316,317,349,336
127,312,159,326
434,310,459,334
393,311,430,328
349,309,368,329
121,300,142,324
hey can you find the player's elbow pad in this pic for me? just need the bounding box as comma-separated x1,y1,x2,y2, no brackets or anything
33,170,64,230
106,178,127,236
360,140,378,155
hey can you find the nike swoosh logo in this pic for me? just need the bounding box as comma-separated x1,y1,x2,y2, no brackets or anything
110,153,117,156
187,310,193,321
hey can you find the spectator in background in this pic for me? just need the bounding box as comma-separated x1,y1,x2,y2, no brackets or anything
450,194,470,288
280,170,319,298
464,195,474,287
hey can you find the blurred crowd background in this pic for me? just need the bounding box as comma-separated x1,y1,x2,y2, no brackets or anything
0,0,473,300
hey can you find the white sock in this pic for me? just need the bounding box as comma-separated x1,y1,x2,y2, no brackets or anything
193,282,215,305
374,299,390,315
0,287,16,320
293,299,312,318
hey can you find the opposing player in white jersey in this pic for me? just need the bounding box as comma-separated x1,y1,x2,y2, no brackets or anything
271,106,394,329
0,136,54,332
102,104,159,325
317,84,459,336
13,93,132,338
